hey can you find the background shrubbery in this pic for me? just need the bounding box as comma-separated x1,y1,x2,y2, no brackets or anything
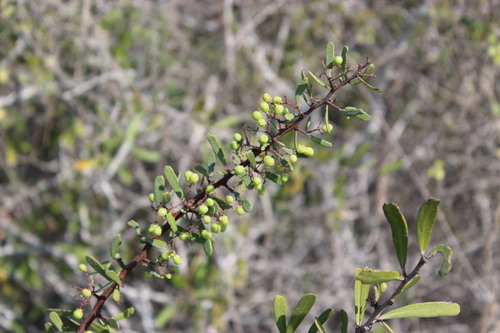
0,1,499,332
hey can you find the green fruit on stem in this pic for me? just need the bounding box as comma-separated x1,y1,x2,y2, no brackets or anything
78,264,87,272
161,251,171,260
201,229,212,240
206,185,215,194
206,198,215,206
253,177,262,185
263,155,275,167
273,96,283,104
184,171,193,182
230,141,240,150
273,104,284,115
179,232,189,241
203,215,212,224
219,215,229,225
157,207,168,217
303,147,315,157
236,206,245,215
259,102,270,113
252,111,263,120
281,174,289,182
289,154,298,163
262,93,272,102
81,289,92,298
257,118,267,127
233,133,243,142
258,134,269,145
197,205,209,215
234,165,245,175
73,309,84,320
148,193,155,203
188,173,199,184
211,223,221,233
172,254,182,265
333,55,343,66
225,195,234,204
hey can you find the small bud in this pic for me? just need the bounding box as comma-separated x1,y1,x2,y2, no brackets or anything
179,232,189,241
289,154,298,163
78,264,87,273
322,123,334,133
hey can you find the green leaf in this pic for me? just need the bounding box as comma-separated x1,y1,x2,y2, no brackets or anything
132,147,160,162
264,171,282,184
247,151,256,168
309,135,332,148
313,318,326,333
107,318,119,329
89,321,108,333
105,268,122,285
308,71,328,88
110,234,122,260
377,160,404,175
325,41,335,67
86,255,107,277
354,268,370,325
383,203,409,271
49,312,63,332
194,165,209,178
340,106,371,121
164,166,184,200
340,309,348,333
341,45,349,73
355,268,403,284
400,274,421,296
127,219,141,234
379,302,460,320
165,211,178,233
203,239,213,256
430,245,453,276
286,293,316,333
380,321,396,333
111,307,135,320
207,133,227,166
307,308,334,333
154,176,165,206
416,198,440,254
295,76,310,106
44,323,57,333
155,304,177,328
273,295,288,333
207,152,216,177
241,199,253,212
142,237,167,249
125,114,143,142
357,75,383,92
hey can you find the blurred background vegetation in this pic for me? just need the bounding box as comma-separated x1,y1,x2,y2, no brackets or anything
0,0,499,332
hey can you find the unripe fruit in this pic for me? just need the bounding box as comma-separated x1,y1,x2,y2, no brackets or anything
153,225,162,236
303,147,315,157
252,111,263,120
203,215,212,224
333,55,343,66
161,251,171,260
188,173,199,184
263,155,275,167
258,134,269,145
78,264,87,272
206,185,215,194
262,93,272,102
281,174,289,183
206,198,215,206
201,229,212,240
273,96,283,104
234,165,245,175
380,282,388,293
197,205,209,215
257,118,267,127
179,232,189,241
184,171,193,182
255,183,263,190
253,177,262,185
73,309,84,320
81,289,92,298
157,207,168,217
273,104,284,115
236,206,245,215
211,223,221,233
322,123,334,133
148,193,155,203
230,141,240,150
219,215,229,225
172,254,182,265
225,195,234,204
259,102,270,113
289,154,298,163
233,133,243,142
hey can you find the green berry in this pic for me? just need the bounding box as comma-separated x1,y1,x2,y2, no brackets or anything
273,96,283,104
218,215,229,225
81,288,92,298
225,195,234,204
234,165,245,175
257,118,267,127
184,171,193,182
280,174,289,183
233,133,243,142
258,134,269,145
259,102,270,113
73,309,84,320
252,111,263,120
201,229,212,240
273,104,284,115
172,254,182,265
263,155,275,167
148,224,156,234
255,183,263,190
262,93,272,102
179,232,189,241
161,251,171,260
206,184,215,194
230,141,240,150
303,147,315,157
197,205,209,215
211,223,221,233
150,225,162,236
206,198,215,206
78,264,87,272
253,177,262,185
188,173,199,184
157,207,168,217
148,193,155,203
333,55,343,66
203,215,212,224
289,154,298,163
322,123,334,133
236,206,245,215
